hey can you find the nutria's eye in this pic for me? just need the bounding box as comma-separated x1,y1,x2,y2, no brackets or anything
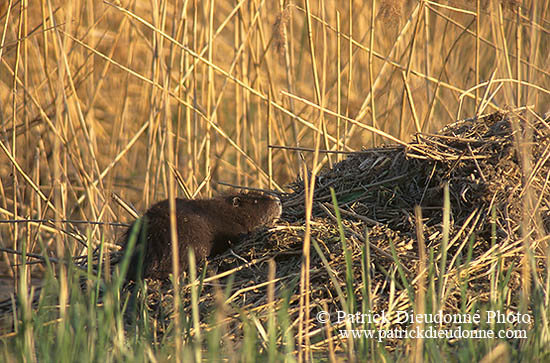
232,197,241,207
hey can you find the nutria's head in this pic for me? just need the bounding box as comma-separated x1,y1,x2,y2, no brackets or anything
223,191,282,230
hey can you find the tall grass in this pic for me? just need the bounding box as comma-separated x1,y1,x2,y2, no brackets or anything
0,0,549,361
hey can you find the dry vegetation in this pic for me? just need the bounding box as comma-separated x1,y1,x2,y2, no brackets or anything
0,0,549,360
122,109,550,357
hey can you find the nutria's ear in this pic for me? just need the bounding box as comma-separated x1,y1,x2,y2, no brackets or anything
232,196,241,207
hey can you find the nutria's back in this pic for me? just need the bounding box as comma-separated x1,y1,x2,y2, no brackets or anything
123,191,282,280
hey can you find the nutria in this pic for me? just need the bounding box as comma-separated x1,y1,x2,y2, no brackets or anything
122,191,282,280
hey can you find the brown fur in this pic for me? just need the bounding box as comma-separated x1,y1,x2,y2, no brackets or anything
122,191,282,280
